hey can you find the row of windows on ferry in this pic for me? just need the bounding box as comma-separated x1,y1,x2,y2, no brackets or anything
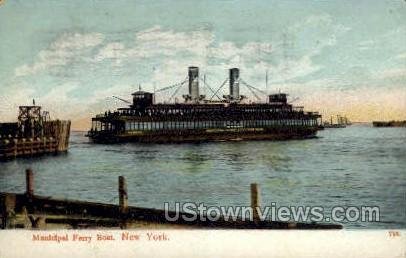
92,119,318,131
111,106,295,116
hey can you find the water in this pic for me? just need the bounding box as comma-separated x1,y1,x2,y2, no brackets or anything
1,124,405,229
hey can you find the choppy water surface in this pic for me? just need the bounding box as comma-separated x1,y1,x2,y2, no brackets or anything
1,124,405,229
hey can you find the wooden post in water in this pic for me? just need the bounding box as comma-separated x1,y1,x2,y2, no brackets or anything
26,168,34,197
118,176,128,228
250,183,260,223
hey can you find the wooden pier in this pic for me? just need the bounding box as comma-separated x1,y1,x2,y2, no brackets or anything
0,104,71,161
0,169,342,230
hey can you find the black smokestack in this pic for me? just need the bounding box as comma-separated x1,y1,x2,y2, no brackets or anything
188,66,199,101
229,68,240,100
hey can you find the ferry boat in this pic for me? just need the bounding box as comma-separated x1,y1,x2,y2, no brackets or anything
87,67,322,143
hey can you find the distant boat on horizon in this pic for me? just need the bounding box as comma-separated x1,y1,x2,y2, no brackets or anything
372,120,406,127
322,115,351,129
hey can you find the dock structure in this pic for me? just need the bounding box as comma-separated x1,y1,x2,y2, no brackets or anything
0,105,70,161
0,169,342,230
87,67,322,143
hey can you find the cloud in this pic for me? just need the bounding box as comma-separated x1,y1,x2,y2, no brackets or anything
15,32,104,76
0,81,81,120
374,68,406,80
395,52,406,60
92,24,326,90
286,14,350,55
357,27,406,53
357,40,375,51
94,26,214,63
51,32,104,49
208,41,273,61
94,26,276,70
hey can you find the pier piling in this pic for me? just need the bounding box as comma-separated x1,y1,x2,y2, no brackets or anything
25,168,34,198
118,176,128,213
118,176,128,228
250,183,260,222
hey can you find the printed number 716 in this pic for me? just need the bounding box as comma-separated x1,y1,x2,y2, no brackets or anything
388,231,401,238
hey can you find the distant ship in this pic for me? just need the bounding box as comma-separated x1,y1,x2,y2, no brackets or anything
0,103,71,161
372,120,406,127
323,115,351,129
87,67,322,143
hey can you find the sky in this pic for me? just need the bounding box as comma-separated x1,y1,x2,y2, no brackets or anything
0,0,405,129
